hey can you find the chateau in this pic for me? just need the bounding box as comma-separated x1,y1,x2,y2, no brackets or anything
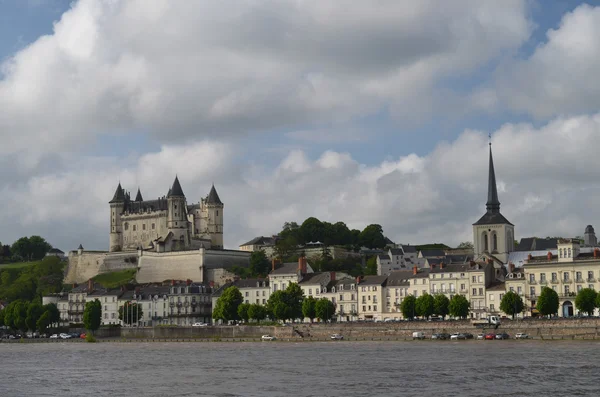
109,176,223,252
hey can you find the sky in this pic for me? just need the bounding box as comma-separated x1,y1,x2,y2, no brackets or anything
2,0,600,252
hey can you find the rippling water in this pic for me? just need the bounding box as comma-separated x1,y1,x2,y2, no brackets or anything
0,340,598,396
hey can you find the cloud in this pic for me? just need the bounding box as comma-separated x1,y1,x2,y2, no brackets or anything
3,113,600,251
0,0,531,159
495,4,600,119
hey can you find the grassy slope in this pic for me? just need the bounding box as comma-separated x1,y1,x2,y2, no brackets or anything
92,269,137,289
0,261,40,270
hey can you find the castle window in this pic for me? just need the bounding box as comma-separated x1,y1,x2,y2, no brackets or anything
152,223,155,230
124,223,129,231
492,233,498,252
174,205,177,209
216,210,219,216
142,224,146,230
133,225,137,231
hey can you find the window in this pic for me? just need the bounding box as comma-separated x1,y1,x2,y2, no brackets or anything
256,291,259,296
104,313,108,319
588,271,594,281
363,306,366,312
262,299,266,304
589,285,594,290
142,224,146,230
530,287,535,296
262,291,265,296
489,294,494,301
124,223,129,231
492,233,498,251
568,248,572,257
339,294,343,301
479,288,484,295
552,272,557,281
509,287,514,292
499,294,504,300
529,274,535,282
540,273,546,282
460,283,465,291
559,249,563,258
563,272,570,281
111,313,115,319
152,223,155,230
422,279,425,285
216,210,219,216
577,285,582,292
441,274,444,279
133,225,137,231
273,284,277,292
472,288,477,295
374,306,377,311
478,275,482,283
472,276,476,282
576,272,582,281
565,285,570,295
490,304,495,312
373,286,377,291
309,288,312,295
461,273,465,278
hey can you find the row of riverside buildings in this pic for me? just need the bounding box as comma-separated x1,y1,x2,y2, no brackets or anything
42,143,600,324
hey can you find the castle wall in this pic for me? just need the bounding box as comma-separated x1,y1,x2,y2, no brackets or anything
204,268,237,288
121,211,168,250
64,251,137,284
203,249,250,269
136,250,205,284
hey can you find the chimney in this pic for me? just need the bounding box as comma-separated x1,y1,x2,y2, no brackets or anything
330,272,336,282
527,254,533,261
413,265,418,275
298,256,307,274
302,257,307,274
88,279,93,292
272,258,278,272
355,276,361,284
186,279,192,286
547,252,553,260
171,279,176,286
508,262,515,273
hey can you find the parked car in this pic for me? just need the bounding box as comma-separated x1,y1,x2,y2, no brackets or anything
261,335,276,341
477,334,485,340
80,333,87,339
412,331,426,340
495,332,510,340
49,334,59,339
192,322,208,327
330,334,344,340
450,333,466,340
431,333,450,340
59,333,71,339
515,333,530,339
69,332,80,339
464,333,474,339
484,333,496,340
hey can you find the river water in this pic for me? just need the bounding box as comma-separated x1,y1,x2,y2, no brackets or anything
0,340,598,396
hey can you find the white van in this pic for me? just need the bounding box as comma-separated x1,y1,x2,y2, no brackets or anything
412,331,425,340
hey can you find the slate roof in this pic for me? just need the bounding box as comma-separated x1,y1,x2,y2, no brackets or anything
420,249,446,257
206,185,223,205
231,278,269,288
299,272,330,285
135,188,143,202
516,237,558,252
473,212,514,226
325,278,356,292
269,262,299,275
389,248,404,256
109,183,126,203
240,236,276,247
487,282,506,291
377,254,391,260
168,176,185,197
358,275,388,286
48,248,64,254
386,270,415,287
401,245,417,253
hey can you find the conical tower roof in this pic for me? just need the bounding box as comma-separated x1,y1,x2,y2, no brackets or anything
485,145,500,214
135,188,143,202
109,183,125,203
168,176,185,197
206,184,223,205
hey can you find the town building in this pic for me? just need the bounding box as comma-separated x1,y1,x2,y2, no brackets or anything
321,278,358,322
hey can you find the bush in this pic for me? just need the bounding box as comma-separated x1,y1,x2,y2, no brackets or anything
85,334,97,343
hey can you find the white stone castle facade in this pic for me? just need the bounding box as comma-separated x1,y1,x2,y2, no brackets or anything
109,176,224,252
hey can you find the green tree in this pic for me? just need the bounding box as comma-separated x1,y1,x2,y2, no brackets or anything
83,299,102,334
302,296,317,322
400,295,416,320
449,295,470,319
43,303,60,326
415,293,434,319
537,287,559,317
273,235,298,262
247,304,266,323
272,302,289,321
249,251,270,277
365,256,378,275
575,288,597,316
285,283,305,320
358,224,386,249
237,303,251,322
315,298,335,322
433,294,450,319
456,241,474,250
0,309,4,327
212,286,243,322
28,236,52,261
500,291,524,319
12,300,29,332
11,237,31,261
266,290,291,322
118,301,144,325
300,217,325,244
25,302,44,331
36,311,51,334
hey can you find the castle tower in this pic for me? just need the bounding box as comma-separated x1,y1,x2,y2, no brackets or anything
472,141,514,263
205,184,224,248
584,225,597,247
167,176,189,250
109,183,125,252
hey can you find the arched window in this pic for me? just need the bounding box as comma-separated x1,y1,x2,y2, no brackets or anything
483,232,489,252
492,233,498,252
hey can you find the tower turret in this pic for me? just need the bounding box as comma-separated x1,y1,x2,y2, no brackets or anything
167,176,189,250
205,184,224,249
109,183,125,252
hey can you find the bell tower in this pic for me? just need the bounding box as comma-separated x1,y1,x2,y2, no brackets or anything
472,139,514,263
109,182,125,252
205,184,224,249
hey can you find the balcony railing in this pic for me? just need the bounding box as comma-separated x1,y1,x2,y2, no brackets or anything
550,279,559,284
561,279,572,284
527,280,537,285
576,278,585,284
539,280,547,285
587,278,596,283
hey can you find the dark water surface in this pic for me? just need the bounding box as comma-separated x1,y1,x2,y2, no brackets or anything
1,340,599,396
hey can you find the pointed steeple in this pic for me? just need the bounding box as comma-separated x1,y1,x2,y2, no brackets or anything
109,182,125,203
135,188,143,202
168,175,185,197
485,143,500,214
206,184,223,205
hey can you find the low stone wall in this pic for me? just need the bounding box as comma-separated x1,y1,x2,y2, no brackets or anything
121,325,277,339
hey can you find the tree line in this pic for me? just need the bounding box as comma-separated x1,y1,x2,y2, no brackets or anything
399,293,470,320
213,283,336,324
0,236,53,263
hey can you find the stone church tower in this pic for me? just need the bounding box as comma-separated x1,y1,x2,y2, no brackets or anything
472,142,514,263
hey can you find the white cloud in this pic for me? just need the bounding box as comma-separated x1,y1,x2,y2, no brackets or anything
0,0,531,159
496,4,600,119
3,114,600,251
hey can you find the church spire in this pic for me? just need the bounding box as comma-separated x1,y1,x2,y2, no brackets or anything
486,141,500,214
135,188,143,202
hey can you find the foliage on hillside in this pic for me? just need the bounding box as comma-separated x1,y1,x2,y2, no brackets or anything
92,269,137,289
0,256,65,302
0,236,53,263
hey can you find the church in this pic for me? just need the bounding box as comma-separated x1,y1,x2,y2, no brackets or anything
109,176,224,252
472,142,515,264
